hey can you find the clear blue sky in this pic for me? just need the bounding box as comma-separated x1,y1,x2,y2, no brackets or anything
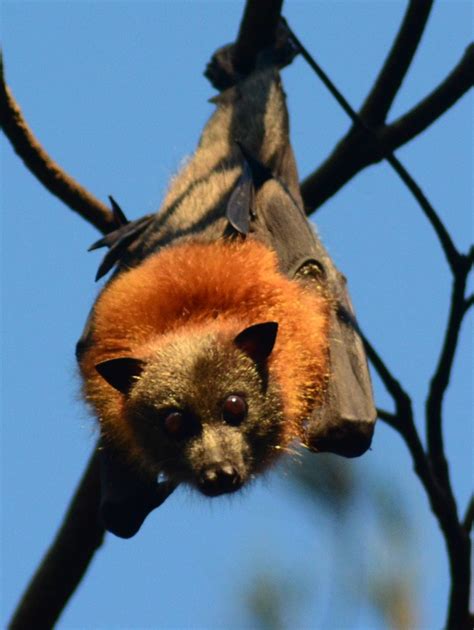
1,2,472,628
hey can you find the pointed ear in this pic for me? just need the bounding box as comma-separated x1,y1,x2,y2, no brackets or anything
234,322,278,364
95,357,145,394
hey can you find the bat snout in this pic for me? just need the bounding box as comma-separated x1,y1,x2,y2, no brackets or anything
197,462,243,497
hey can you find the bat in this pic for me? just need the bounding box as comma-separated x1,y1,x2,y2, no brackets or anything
76,35,376,538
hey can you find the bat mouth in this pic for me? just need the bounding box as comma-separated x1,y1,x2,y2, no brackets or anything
197,463,244,497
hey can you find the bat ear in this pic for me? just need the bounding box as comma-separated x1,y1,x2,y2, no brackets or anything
95,357,144,394
234,322,278,363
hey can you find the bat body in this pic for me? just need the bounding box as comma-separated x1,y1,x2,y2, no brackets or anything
77,46,376,537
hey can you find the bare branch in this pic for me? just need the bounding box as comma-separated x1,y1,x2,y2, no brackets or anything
426,253,472,489
363,336,447,516
9,448,105,629
359,0,434,124
362,335,411,408
288,22,464,273
0,55,115,235
383,154,461,273
365,333,471,629
463,293,474,315
299,41,473,215
463,495,474,533
233,0,283,74
376,408,402,431
383,44,474,150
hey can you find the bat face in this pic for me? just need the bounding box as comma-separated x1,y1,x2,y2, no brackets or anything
96,322,285,497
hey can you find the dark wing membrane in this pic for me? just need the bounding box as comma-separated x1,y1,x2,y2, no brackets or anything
251,179,376,457
298,264,377,457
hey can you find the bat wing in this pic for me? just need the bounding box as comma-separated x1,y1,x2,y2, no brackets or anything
251,179,377,457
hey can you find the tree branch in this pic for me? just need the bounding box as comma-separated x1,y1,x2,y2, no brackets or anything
9,447,105,629
359,0,433,125
363,336,444,510
0,55,115,235
426,251,473,489
463,293,474,315
288,21,464,274
383,153,461,273
376,408,403,432
8,3,288,627
233,0,283,75
383,44,474,150
364,333,471,629
362,335,410,408
298,38,473,215
463,495,474,533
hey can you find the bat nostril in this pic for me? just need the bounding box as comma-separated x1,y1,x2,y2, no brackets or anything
201,469,218,484
221,464,236,479
198,463,242,496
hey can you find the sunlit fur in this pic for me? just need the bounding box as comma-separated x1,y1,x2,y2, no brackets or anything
80,238,330,477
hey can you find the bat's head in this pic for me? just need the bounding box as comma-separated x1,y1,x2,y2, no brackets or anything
95,321,284,497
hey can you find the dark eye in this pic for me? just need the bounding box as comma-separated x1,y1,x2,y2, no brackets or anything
162,410,198,441
222,394,247,425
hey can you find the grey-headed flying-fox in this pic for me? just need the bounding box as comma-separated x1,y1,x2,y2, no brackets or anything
77,38,376,538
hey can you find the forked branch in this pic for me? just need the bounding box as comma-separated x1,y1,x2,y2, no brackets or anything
383,44,474,150
9,448,104,629
299,38,473,213
359,0,433,125
6,1,472,627
0,55,115,234
426,250,473,489
233,0,284,74
290,7,472,626
7,2,287,627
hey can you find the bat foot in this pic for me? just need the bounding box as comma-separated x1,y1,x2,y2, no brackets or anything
204,21,298,91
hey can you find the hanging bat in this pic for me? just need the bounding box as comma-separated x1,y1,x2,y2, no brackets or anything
77,36,376,538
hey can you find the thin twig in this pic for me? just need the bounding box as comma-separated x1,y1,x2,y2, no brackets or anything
383,44,474,150
359,0,434,125
233,0,283,75
363,336,445,510
287,22,463,274
8,2,287,626
362,335,410,406
376,408,401,431
9,448,105,629
365,333,471,629
383,154,461,273
463,495,474,533
463,293,474,314
426,253,472,489
298,42,473,215
376,408,396,421
0,55,115,235
422,247,473,629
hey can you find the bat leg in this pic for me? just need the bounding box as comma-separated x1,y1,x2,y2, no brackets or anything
204,20,298,91
99,441,177,538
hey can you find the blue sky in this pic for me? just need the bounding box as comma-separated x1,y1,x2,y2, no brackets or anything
1,2,472,628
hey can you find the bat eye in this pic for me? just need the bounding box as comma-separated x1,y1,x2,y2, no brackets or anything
162,410,198,441
222,394,247,426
